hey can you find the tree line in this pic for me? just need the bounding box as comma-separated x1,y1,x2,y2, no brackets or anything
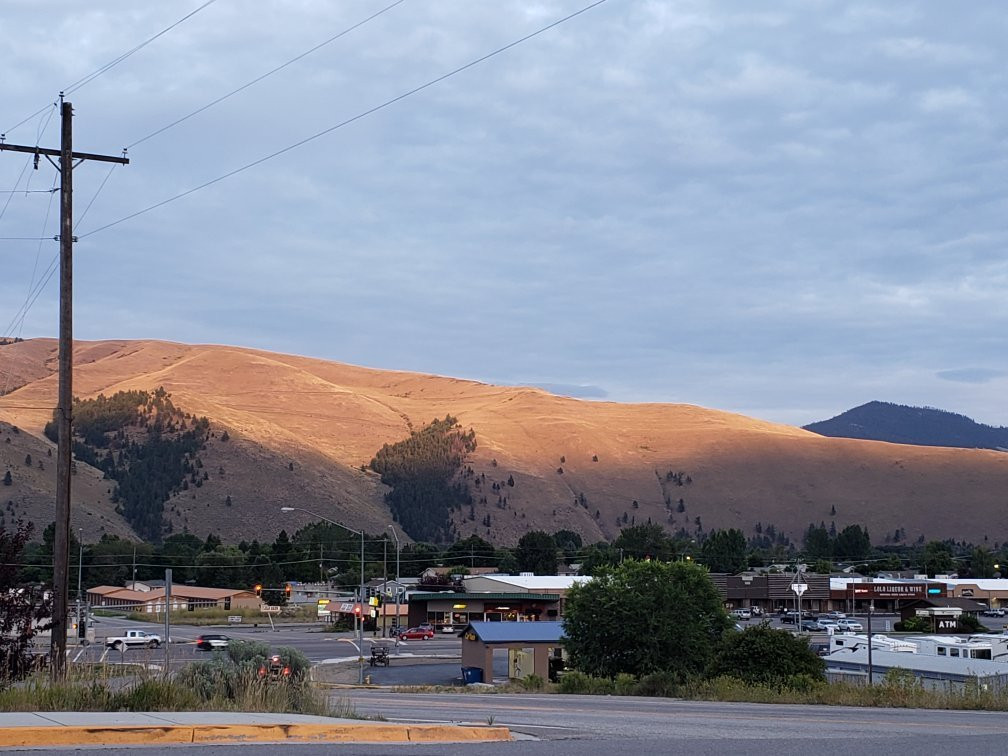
43,388,211,541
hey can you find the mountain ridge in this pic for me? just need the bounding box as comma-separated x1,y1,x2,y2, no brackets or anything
804,400,1008,451
2,339,1007,546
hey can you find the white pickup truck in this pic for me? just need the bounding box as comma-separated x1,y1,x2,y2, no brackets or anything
105,629,162,651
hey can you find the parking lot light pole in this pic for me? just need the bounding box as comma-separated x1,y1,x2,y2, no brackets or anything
280,506,365,684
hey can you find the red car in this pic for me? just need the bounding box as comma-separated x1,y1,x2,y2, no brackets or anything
399,627,434,640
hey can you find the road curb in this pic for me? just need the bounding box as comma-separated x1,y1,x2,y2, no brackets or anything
0,722,512,747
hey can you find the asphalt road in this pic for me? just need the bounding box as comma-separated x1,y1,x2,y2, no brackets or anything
75,616,467,680
20,693,1008,755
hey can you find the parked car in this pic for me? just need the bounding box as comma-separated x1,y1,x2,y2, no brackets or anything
982,608,1006,617
731,609,752,621
441,624,456,633
837,619,863,632
823,611,847,620
800,619,820,632
195,634,229,651
816,619,840,631
399,627,435,640
780,611,800,624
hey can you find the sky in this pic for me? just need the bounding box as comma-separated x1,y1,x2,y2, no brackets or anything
1,1,1006,428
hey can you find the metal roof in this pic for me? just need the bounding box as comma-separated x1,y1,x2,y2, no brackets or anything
407,592,560,602
462,621,566,644
825,647,1008,679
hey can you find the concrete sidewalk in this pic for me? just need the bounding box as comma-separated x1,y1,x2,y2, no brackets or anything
0,712,511,748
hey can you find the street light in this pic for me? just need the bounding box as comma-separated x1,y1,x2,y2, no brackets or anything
387,525,401,642
280,506,365,684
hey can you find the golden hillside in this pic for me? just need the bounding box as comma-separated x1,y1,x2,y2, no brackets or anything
1,338,1006,545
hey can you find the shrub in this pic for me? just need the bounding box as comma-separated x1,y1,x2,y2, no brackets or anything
708,624,824,687
556,671,615,695
520,674,545,691
564,560,730,680
634,671,680,697
614,673,637,695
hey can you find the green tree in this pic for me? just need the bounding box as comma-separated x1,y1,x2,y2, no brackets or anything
922,541,954,576
552,529,583,559
195,546,247,588
563,559,731,680
968,547,995,579
515,531,559,575
398,542,442,578
578,542,620,575
834,524,871,561
700,529,747,573
802,523,832,560
709,624,824,686
443,535,497,568
1,520,51,679
613,523,675,562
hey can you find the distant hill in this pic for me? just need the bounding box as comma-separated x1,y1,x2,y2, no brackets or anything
804,401,1008,451
3,340,1008,546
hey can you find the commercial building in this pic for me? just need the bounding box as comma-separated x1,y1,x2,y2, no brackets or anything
86,584,259,612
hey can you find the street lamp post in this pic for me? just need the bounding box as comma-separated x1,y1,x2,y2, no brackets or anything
280,506,365,684
387,525,401,643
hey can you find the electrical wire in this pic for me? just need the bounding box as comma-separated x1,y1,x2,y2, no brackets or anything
74,163,118,231
3,1,220,137
78,0,610,239
0,158,31,225
0,175,58,395
127,0,408,150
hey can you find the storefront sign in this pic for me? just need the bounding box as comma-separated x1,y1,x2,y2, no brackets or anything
850,583,936,599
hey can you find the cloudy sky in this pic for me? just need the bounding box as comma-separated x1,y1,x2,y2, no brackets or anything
1,1,1006,427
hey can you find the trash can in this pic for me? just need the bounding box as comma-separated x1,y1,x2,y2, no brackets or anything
461,666,483,684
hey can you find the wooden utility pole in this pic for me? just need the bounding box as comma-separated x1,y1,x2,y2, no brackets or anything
0,100,128,676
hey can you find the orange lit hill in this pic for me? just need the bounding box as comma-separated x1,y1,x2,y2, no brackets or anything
1,338,1006,546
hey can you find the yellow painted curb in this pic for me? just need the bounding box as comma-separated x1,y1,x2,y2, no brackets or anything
0,723,512,747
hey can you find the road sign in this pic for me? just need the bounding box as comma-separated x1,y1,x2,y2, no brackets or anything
260,604,282,614
791,583,808,596
227,615,242,624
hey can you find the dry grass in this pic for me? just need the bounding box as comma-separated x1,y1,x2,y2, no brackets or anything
3,337,1008,545
125,605,318,626
0,659,344,716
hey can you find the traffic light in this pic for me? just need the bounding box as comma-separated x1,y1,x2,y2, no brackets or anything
284,584,292,598
254,584,262,597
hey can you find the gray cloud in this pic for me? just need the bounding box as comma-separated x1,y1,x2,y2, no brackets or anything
2,1,1007,427
936,369,1007,385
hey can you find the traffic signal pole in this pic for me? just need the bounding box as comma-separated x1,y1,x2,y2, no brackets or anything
1,101,128,677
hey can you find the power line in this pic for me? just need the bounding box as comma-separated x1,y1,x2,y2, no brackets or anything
0,174,58,395
74,163,119,231
1,253,57,337
78,0,610,239
3,1,220,137
0,158,32,225
127,0,408,150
